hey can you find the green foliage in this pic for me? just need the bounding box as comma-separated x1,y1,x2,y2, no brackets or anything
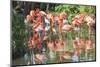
12,13,28,50
79,6,96,14
54,5,79,23
54,4,96,23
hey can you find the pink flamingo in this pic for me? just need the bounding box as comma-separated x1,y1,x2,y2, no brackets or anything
84,15,95,40
26,15,32,22
34,54,47,64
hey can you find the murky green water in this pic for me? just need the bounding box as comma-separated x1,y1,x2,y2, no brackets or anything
13,44,95,65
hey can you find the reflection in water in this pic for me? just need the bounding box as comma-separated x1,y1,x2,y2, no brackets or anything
13,47,95,65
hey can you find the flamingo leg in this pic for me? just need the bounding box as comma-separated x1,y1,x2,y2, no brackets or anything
89,26,91,40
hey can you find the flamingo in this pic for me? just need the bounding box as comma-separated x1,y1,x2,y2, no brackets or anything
72,40,79,49
47,13,53,20
28,37,35,49
30,10,35,18
72,48,82,62
72,38,87,61
33,8,41,17
62,24,73,31
60,51,72,62
47,40,55,51
59,48,81,62
26,15,32,22
32,14,44,37
58,12,73,50
84,15,95,40
73,37,86,50
33,32,42,49
57,15,64,40
85,40,94,50
30,10,38,23
49,14,54,32
84,15,95,26
40,11,47,16
60,12,67,20
34,53,47,64
47,40,56,59
72,13,85,25
72,13,85,39
55,39,65,52
85,39,94,60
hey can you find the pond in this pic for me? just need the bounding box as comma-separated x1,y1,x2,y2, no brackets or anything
13,42,95,65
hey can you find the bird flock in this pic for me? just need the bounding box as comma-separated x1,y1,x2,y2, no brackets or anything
24,8,96,64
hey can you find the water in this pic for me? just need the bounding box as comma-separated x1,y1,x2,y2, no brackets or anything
13,41,95,65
